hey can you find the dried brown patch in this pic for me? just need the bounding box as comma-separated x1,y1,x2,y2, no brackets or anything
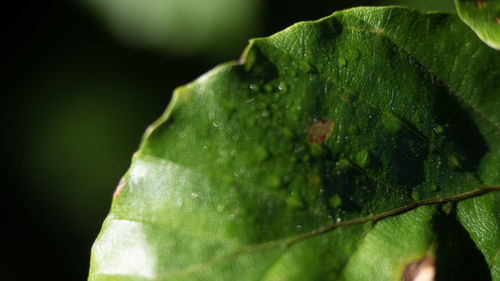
307,119,334,145
402,256,435,281
475,0,487,9
495,16,500,24
113,178,126,198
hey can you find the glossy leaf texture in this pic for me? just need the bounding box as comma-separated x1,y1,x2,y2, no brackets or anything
455,0,500,49
88,7,500,281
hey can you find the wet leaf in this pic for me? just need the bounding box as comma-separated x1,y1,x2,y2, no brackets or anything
88,7,500,281
455,0,500,49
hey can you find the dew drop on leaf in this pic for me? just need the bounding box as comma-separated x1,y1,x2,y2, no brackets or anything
278,81,287,92
263,82,273,93
329,194,343,208
381,111,402,134
355,149,370,168
447,155,461,170
339,57,347,67
249,83,259,92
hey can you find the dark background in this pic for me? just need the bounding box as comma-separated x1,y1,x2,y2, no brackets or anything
1,1,454,280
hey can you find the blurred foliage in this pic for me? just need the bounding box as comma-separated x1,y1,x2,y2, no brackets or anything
1,0,459,280
82,0,264,56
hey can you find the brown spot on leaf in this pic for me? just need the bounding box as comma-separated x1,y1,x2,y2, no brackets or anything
475,0,487,9
113,178,126,198
307,119,334,145
495,16,500,24
402,256,435,281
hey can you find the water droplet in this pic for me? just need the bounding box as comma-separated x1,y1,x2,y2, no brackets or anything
282,127,293,138
336,217,342,223
263,83,273,93
176,198,183,207
191,192,199,198
309,73,316,81
217,204,225,212
286,196,303,209
329,194,343,208
278,82,287,92
336,159,351,170
355,149,370,168
411,190,421,201
269,176,281,188
249,83,259,92
212,122,219,128
299,62,312,73
296,225,303,229
255,146,268,161
348,125,357,135
382,111,402,134
447,155,461,170
441,202,453,214
339,57,347,67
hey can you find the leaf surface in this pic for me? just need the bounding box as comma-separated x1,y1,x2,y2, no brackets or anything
88,7,500,281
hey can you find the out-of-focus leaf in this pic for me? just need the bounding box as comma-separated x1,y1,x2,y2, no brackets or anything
89,7,500,281
82,0,262,56
455,0,500,49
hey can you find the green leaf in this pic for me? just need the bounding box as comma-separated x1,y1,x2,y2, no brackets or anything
455,0,500,49
88,7,500,281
